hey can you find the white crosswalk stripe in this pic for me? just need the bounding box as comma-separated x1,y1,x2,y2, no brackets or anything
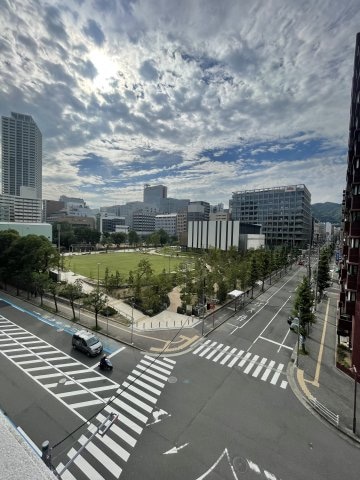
0,318,176,480
192,340,287,390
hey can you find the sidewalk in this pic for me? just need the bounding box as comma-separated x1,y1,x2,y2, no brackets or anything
290,268,360,444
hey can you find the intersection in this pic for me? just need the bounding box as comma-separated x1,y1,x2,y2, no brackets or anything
0,265,359,479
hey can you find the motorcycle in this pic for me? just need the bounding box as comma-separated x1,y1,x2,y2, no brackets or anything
99,357,113,371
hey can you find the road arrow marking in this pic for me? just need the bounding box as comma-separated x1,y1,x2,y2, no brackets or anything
146,408,171,426
163,443,189,455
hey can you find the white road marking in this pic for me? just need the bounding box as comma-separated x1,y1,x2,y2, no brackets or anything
227,350,244,368
261,360,276,381
220,347,237,365
213,345,230,362
78,434,122,478
206,344,223,360
116,390,153,413
97,412,137,447
252,357,268,378
270,364,284,385
243,355,259,374
67,447,104,480
238,352,252,368
258,335,293,351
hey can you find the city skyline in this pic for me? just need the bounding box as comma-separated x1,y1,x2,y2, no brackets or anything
1,1,359,207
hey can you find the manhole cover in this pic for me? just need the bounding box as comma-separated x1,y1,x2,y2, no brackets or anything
232,456,247,473
167,376,177,384
58,378,67,384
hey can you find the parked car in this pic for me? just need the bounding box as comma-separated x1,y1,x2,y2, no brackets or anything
72,330,103,356
298,260,304,265
288,317,300,333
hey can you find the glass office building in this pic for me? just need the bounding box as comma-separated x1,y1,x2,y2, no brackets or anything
230,184,312,247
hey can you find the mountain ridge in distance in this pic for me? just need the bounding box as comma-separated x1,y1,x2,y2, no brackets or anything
311,202,341,224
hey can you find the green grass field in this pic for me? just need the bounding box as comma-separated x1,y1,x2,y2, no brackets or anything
65,252,189,279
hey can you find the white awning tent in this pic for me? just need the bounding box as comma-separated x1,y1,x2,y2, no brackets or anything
228,289,244,298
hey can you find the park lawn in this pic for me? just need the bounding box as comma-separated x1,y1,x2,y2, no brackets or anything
65,252,188,279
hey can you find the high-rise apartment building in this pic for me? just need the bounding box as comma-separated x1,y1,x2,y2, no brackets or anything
339,32,360,370
1,112,42,199
230,185,312,247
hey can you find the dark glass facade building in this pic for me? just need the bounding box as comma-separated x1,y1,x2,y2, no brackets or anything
230,185,312,247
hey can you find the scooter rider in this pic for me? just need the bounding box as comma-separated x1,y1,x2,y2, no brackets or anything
100,354,108,368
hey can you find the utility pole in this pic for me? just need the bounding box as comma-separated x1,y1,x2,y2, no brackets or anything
352,365,358,434
130,298,134,344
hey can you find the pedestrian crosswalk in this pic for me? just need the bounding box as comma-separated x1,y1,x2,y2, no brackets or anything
0,316,176,479
192,340,288,390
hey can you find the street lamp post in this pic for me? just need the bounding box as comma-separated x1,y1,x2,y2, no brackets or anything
130,298,134,344
352,365,358,434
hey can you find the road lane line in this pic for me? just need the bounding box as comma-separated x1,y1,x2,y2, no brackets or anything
240,270,299,329
69,399,104,409
258,336,293,351
313,298,330,387
248,296,292,351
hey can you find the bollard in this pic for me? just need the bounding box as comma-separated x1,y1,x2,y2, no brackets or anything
41,440,52,469
159,322,160,328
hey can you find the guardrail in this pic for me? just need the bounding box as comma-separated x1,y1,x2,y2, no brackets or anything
309,397,339,427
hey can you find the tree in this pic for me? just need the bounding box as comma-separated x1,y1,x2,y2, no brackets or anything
111,232,127,247
317,249,331,299
31,272,51,307
48,280,60,312
158,229,170,246
293,276,315,347
84,290,108,330
53,222,76,250
248,255,259,298
128,230,139,246
61,279,83,320
257,248,271,291
0,229,20,289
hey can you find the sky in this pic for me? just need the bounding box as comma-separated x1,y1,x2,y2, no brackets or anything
0,0,359,209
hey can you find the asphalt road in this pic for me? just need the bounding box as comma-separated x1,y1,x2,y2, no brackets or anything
0,266,359,480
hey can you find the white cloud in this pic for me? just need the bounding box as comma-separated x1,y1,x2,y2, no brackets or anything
0,0,358,207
